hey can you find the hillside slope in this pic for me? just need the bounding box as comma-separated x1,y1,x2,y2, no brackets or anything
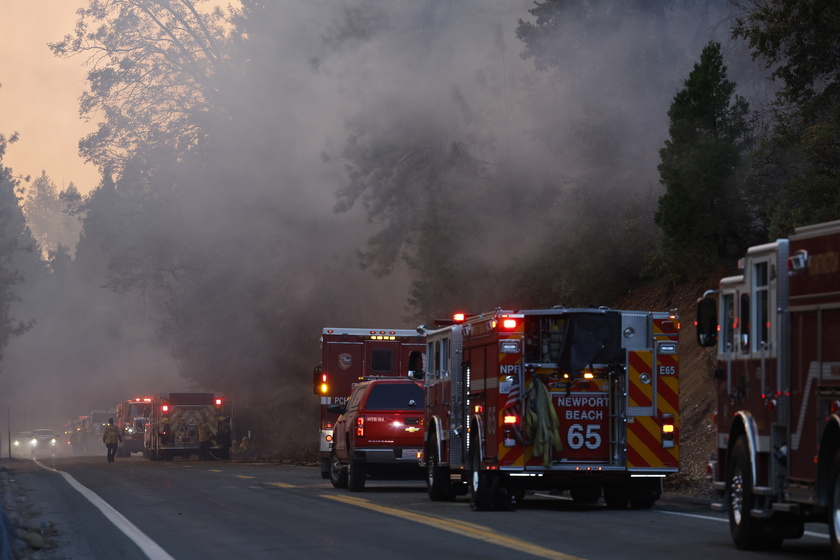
618,275,723,495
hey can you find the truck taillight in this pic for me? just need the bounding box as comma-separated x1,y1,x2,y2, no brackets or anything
503,414,518,447
320,374,329,394
661,413,675,448
501,318,517,329
355,417,365,437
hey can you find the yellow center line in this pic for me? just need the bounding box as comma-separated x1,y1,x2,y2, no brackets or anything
265,482,296,488
236,475,255,479
322,494,586,560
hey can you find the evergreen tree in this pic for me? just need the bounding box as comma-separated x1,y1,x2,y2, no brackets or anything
0,134,38,367
655,41,757,277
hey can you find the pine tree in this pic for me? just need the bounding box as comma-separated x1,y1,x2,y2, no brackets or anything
655,41,756,277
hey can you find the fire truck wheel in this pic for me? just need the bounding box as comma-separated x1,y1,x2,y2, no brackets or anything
728,437,781,550
348,455,366,491
603,482,630,509
426,444,456,501
328,449,348,489
829,448,840,560
469,446,498,511
570,482,601,504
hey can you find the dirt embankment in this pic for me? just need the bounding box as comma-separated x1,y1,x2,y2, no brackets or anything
618,275,724,497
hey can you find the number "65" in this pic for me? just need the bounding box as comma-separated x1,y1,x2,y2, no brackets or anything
567,424,602,450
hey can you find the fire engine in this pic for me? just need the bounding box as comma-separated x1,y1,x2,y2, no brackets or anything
421,307,680,510
116,397,152,457
314,327,425,478
696,219,840,554
144,392,229,461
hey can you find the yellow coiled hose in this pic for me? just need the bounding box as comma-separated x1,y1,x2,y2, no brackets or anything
525,377,563,465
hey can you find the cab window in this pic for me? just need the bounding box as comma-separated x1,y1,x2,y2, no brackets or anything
364,383,424,410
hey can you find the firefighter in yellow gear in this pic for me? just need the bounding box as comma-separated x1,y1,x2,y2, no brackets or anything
198,420,212,461
103,418,122,463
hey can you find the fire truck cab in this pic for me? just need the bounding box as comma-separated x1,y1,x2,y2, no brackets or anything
422,307,679,511
696,220,840,554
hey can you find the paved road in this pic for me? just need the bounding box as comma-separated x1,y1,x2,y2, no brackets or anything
2,455,831,559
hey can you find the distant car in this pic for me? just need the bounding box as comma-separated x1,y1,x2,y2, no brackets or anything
30,429,57,456
328,377,425,491
12,432,32,455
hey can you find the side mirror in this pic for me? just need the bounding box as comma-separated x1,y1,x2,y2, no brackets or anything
327,404,346,415
696,296,718,347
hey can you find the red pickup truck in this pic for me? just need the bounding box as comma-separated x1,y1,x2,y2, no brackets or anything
328,378,425,491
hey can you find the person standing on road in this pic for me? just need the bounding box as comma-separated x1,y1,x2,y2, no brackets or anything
198,420,212,461
103,418,122,463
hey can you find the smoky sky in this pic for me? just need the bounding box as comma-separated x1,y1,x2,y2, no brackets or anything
1,0,751,446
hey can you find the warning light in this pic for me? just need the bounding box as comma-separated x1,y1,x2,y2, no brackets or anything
504,414,518,424
320,383,329,394
661,413,676,448
355,417,365,437
501,318,517,330
453,313,466,323
161,404,169,413
215,398,223,406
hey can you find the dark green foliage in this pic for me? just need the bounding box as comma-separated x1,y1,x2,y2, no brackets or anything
655,41,758,277
733,0,840,236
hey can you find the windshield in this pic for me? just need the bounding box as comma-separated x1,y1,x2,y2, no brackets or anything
34,429,54,437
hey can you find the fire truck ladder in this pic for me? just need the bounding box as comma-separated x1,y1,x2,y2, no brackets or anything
449,326,465,467
610,365,628,466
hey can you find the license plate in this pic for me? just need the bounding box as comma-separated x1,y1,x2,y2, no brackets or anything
402,448,421,459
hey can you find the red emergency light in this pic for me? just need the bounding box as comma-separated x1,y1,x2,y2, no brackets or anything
215,398,223,406
161,404,169,413
453,313,467,323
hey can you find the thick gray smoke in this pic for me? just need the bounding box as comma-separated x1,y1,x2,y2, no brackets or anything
1,0,752,455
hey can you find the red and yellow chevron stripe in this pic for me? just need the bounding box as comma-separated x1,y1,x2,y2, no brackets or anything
628,350,653,407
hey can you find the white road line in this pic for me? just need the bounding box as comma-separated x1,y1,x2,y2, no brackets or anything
35,460,176,560
656,509,828,539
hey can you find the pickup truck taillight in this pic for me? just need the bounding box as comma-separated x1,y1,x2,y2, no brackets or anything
355,416,365,438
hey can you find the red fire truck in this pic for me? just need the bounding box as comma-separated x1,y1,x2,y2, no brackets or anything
144,392,229,461
314,327,425,478
421,307,679,510
696,220,840,554
116,397,152,457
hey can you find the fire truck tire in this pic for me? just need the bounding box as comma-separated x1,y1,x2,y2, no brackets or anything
828,448,840,560
329,449,348,489
426,445,456,501
468,447,512,510
629,477,661,509
728,437,781,550
348,455,366,491
570,482,601,504
603,482,630,509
